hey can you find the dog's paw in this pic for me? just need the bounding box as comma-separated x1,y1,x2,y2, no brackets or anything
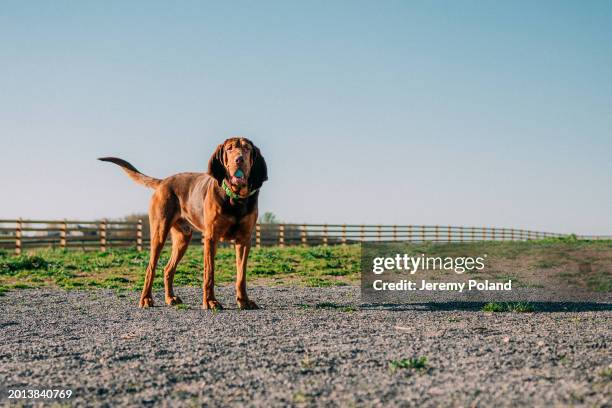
237,299,259,310
139,296,154,308
165,295,183,306
202,300,223,310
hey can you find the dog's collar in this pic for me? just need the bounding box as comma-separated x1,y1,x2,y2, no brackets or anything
221,179,258,200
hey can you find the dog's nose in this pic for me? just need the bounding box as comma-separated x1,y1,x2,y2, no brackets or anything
235,155,244,165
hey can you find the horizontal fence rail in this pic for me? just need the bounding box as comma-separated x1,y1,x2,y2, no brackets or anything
0,219,610,254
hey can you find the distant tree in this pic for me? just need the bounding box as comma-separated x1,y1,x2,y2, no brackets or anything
259,212,278,224
258,212,280,245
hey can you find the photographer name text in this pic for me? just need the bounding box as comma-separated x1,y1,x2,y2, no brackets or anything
372,279,512,292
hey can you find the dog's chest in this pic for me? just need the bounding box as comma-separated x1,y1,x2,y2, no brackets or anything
221,196,256,219
218,197,256,239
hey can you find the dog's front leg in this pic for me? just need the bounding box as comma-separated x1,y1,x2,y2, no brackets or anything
202,236,223,310
235,240,259,310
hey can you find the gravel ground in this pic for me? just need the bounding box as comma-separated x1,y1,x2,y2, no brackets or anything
0,287,610,407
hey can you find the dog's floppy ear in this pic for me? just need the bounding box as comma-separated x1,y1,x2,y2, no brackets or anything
249,143,268,190
207,143,226,185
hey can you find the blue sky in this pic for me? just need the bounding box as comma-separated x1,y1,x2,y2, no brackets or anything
1,1,611,234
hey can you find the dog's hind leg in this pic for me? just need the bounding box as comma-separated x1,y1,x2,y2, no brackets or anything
163,220,192,306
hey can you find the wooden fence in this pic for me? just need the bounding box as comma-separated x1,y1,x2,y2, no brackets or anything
0,219,609,255
0,219,612,254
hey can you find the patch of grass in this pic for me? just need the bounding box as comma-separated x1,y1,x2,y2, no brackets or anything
9,283,33,289
0,245,359,290
302,246,335,260
57,279,85,290
482,302,535,313
300,356,314,369
0,254,49,274
1,240,610,293
598,367,612,380
507,302,535,313
175,303,190,310
304,277,339,287
389,357,428,371
323,268,351,276
293,391,310,403
482,302,505,312
586,274,612,292
250,267,277,276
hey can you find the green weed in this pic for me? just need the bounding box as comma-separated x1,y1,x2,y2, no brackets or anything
598,367,612,380
389,357,428,371
482,302,535,313
482,302,505,312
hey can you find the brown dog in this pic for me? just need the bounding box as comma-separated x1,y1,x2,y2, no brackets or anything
99,137,267,310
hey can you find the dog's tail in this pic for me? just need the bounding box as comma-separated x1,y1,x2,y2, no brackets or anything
98,157,162,189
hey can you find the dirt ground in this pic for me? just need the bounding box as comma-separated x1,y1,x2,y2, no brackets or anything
0,287,610,407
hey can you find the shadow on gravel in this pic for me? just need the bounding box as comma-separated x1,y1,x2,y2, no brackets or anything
360,302,612,312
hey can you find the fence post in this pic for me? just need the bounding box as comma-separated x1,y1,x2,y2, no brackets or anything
100,220,107,252
300,224,306,247
482,227,486,242
341,224,346,245
471,227,475,242
279,224,285,247
447,226,451,243
511,229,515,241
360,225,365,242
377,225,381,242
323,224,328,246
256,223,261,248
435,225,439,242
137,219,143,252
393,225,397,241
15,218,22,255
421,225,425,242
408,225,412,242
60,219,67,249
